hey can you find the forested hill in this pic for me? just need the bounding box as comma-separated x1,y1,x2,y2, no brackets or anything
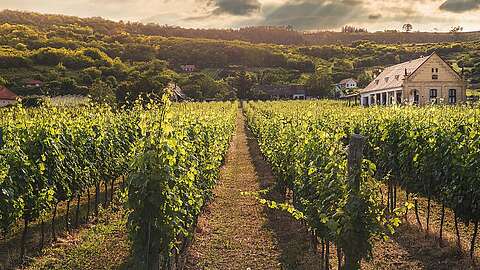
0,9,479,103
1,9,480,45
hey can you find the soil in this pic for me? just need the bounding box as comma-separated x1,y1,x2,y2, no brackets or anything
185,110,322,270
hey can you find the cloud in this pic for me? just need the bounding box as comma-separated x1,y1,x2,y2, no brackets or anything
207,0,262,16
439,0,480,13
259,0,366,29
368,13,382,20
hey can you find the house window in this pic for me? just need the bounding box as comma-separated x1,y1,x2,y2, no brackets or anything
430,89,438,101
449,89,457,104
413,90,419,104
385,77,389,82
432,74,438,80
375,80,379,85
363,97,369,106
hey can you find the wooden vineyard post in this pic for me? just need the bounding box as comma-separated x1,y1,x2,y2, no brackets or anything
344,133,365,270
347,134,365,193
0,127,3,148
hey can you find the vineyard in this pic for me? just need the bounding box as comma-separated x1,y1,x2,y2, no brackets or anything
0,96,237,269
244,101,480,269
2,99,480,269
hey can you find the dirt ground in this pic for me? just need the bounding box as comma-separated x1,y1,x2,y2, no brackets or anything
185,110,322,270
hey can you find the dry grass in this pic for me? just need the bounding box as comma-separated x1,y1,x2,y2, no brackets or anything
0,181,124,270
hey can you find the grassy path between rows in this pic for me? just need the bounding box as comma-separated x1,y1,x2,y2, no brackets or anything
185,109,321,269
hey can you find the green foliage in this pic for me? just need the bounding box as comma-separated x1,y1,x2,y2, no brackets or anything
243,101,414,267
180,73,235,100
357,71,373,88
227,71,255,100
127,98,237,268
0,103,139,232
0,76,7,86
89,79,116,105
305,72,333,97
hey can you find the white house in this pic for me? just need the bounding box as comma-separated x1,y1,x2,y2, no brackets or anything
335,78,358,91
0,86,17,107
180,65,196,72
360,52,466,106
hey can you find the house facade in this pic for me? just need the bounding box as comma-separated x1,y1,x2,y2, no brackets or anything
0,86,18,107
336,78,358,90
360,52,466,106
180,65,196,72
24,79,44,88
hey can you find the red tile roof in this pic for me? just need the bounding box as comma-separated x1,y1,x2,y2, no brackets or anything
0,87,18,100
24,79,43,85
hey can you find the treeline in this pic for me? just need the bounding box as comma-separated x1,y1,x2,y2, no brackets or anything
0,21,315,102
0,9,479,102
1,10,479,46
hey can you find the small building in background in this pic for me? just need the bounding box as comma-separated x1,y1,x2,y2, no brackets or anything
334,78,358,98
23,79,44,88
164,83,189,102
180,65,196,72
359,52,466,106
0,86,18,107
335,78,358,91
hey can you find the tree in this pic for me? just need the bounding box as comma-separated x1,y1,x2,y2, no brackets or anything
332,59,354,82
89,79,116,105
450,26,463,33
305,72,333,97
357,71,373,88
402,23,413,33
228,71,255,100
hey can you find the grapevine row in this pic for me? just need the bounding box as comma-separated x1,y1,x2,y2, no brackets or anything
244,101,393,269
0,97,237,269
245,100,480,266
126,98,237,269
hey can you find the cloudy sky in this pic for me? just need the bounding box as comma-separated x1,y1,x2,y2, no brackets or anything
1,0,479,32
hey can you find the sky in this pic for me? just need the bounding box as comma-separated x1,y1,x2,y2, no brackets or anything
0,0,479,32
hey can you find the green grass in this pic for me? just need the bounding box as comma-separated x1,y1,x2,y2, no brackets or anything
26,205,133,270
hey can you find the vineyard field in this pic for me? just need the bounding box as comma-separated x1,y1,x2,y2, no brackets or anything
244,100,480,269
3,100,480,270
0,97,237,269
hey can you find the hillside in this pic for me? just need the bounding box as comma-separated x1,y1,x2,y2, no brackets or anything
0,9,479,102
1,10,480,46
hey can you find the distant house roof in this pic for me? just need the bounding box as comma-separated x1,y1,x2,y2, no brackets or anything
24,79,43,85
172,85,187,100
360,54,432,93
180,65,196,70
165,83,189,101
0,87,17,100
339,78,357,85
253,84,306,96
